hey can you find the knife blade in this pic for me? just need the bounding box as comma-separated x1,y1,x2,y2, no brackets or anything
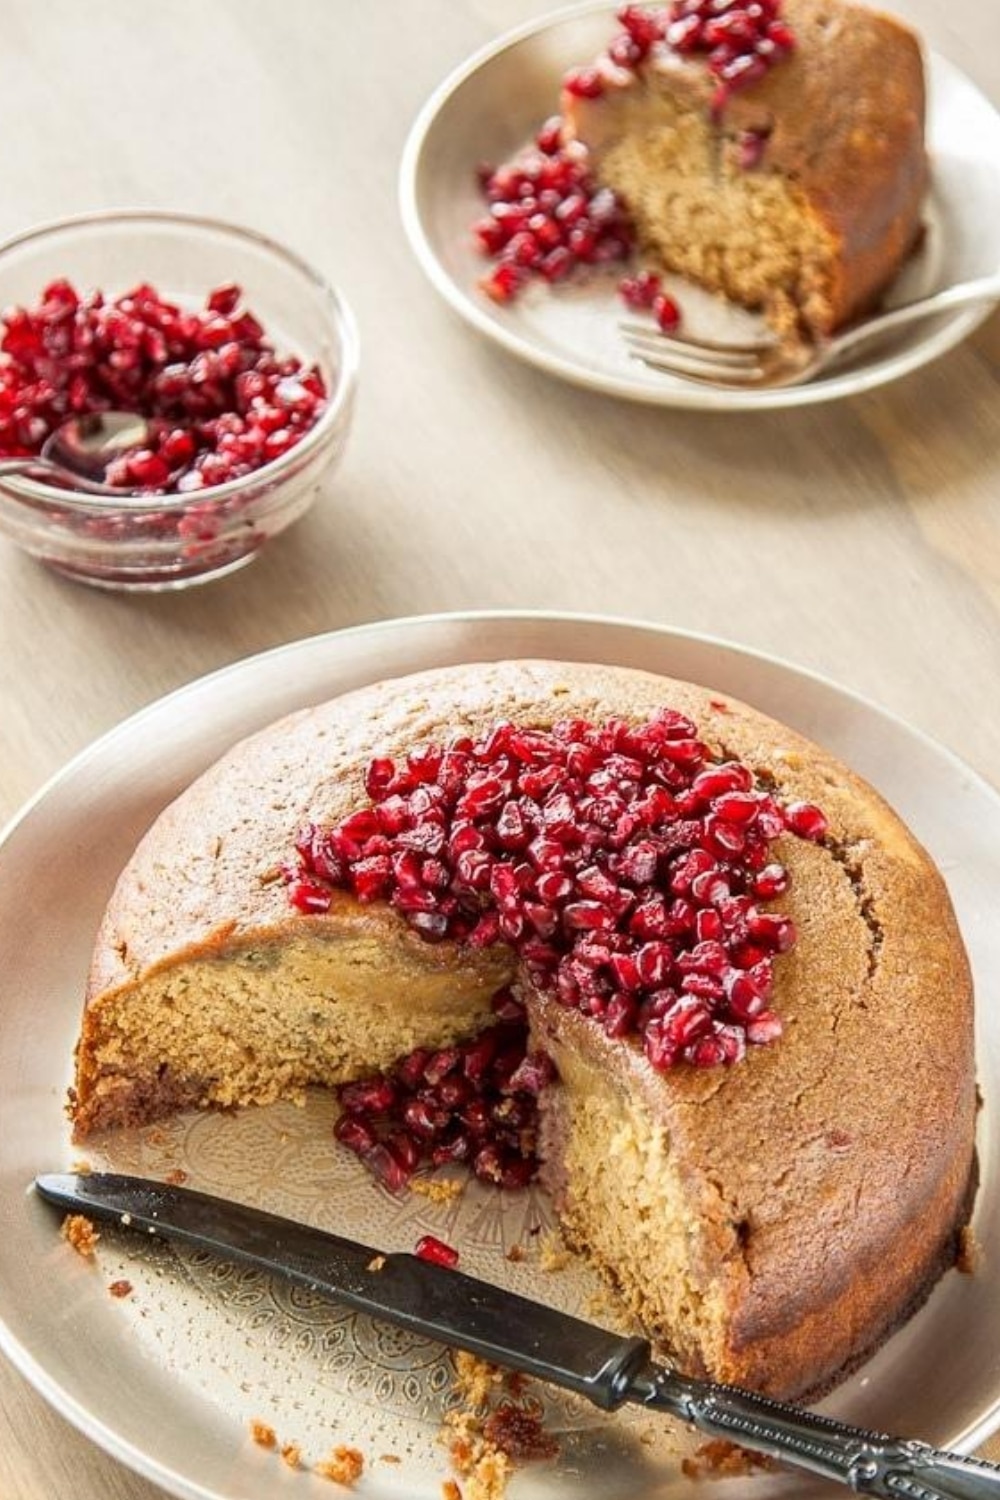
34,1172,1000,1500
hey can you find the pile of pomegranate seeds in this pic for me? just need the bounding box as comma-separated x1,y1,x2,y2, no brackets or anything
332,990,551,1192
571,1,796,114
473,117,633,304
287,712,829,1075
0,279,327,493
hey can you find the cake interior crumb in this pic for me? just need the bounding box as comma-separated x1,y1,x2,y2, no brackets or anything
314,1445,365,1486
410,1174,465,1204
538,1230,572,1273
681,1439,776,1478
250,1419,276,1449
61,1213,99,1257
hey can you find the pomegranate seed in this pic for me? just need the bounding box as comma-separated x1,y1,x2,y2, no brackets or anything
653,293,682,334
753,863,790,899
535,115,563,155
784,801,829,841
563,67,605,98
334,1116,376,1156
619,271,662,310
414,1235,460,1269
340,1077,396,1116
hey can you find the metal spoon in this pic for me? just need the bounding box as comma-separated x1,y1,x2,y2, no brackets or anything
0,411,154,496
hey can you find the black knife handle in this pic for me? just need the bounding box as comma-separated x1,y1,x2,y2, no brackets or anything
632,1365,1000,1499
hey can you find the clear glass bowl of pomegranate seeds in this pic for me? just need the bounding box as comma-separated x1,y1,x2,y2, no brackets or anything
0,210,358,590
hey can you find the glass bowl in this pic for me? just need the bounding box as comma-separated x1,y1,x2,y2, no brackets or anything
0,210,359,590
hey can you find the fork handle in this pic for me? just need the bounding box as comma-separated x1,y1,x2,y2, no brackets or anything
833,272,1000,359
632,1366,1000,1499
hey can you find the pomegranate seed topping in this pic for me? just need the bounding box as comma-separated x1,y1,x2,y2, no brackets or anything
662,0,795,114
0,279,327,492
292,713,825,1097
414,1234,460,1268
784,801,829,841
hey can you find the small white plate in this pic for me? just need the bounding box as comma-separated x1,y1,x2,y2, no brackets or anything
400,2,1000,410
1,612,999,1500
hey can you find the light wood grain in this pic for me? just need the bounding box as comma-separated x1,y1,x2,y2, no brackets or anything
1,1,999,1494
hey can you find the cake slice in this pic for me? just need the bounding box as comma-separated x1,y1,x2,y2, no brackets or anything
562,0,927,336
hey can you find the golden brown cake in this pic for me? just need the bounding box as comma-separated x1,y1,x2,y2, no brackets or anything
561,0,927,336
70,660,976,1399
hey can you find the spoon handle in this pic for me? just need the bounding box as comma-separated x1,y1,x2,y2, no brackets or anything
0,454,120,496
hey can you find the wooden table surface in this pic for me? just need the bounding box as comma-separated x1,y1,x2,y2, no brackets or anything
2,1,999,1495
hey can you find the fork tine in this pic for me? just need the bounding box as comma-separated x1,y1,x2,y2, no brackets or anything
624,346,766,386
618,327,765,375
618,320,776,357
621,338,764,380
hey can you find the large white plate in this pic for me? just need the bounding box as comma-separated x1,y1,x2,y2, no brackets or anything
1,611,999,1500
400,3,1000,410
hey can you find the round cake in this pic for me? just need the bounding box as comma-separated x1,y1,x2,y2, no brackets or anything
70,660,977,1400
560,0,927,337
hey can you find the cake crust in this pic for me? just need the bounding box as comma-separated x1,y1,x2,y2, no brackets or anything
72,659,976,1400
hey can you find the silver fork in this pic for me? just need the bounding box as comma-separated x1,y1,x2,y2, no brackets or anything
620,270,1000,389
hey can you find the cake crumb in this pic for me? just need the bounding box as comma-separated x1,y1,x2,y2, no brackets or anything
165,1168,188,1186
538,1231,572,1273
443,1356,556,1500
280,1442,302,1469
442,1481,463,1500
314,1445,364,1486
61,1213,99,1258
250,1419,277,1449
367,1254,387,1273
410,1175,466,1204
71,1157,92,1175
379,1453,402,1464
957,1224,980,1275
448,1437,512,1500
505,1244,525,1263
109,1279,133,1299
453,1351,503,1409
682,1439,775,1478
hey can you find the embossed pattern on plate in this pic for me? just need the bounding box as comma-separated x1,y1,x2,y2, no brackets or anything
0,612,998,1500
399,3,1000,410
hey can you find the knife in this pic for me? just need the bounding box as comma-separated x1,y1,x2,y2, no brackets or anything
35,1172,1000,1499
